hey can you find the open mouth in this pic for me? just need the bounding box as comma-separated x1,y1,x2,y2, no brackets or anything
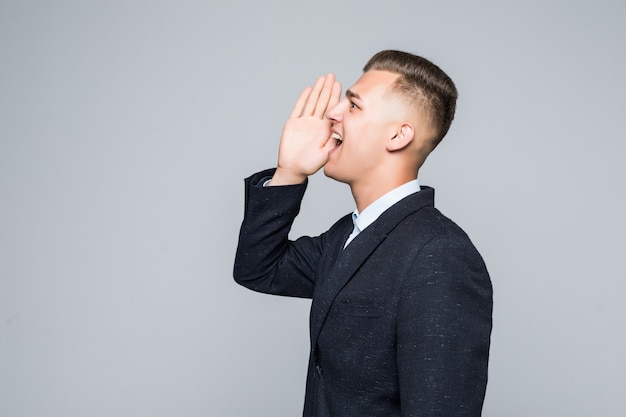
331,132,343,146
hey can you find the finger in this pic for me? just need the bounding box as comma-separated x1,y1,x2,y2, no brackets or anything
302,76,325,116
322,81,342,121
313,73,336,118
329,80,342,107
321,129,337,153
290,86,312,119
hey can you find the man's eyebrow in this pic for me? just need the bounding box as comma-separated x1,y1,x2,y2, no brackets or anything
346,89,363,102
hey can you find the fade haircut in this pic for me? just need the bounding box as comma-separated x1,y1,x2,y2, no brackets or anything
363,50,458,147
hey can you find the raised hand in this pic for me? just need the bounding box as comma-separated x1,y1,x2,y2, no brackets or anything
269,73,342,185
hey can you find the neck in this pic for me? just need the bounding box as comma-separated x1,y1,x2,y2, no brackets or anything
349,171,418,213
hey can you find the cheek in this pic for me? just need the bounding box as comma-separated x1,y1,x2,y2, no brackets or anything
343,117,384,157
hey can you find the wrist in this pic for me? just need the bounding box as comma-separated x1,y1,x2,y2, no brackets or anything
269,167,307,186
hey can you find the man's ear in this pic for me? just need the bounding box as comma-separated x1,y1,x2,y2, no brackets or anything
386,123,414,152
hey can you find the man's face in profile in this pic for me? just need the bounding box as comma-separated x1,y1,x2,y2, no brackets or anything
323,70,405,185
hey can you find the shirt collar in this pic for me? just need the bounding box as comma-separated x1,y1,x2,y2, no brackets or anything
352,179,420,233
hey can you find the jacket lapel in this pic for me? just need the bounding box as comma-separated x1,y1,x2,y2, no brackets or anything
309,187,435,346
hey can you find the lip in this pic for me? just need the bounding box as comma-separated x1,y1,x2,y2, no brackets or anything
328,132,342,155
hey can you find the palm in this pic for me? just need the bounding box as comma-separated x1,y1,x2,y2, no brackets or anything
279,117,333,176
271,74,341,185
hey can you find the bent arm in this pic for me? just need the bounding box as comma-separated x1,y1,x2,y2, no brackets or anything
233,169,325,298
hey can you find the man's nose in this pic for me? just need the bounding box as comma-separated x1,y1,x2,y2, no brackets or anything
325,99,346,123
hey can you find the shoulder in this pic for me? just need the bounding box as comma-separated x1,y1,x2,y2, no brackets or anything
413,206,486,264
387,201,474,253
388,202,490,286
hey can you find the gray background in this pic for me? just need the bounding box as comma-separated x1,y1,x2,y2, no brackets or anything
1,1,624,416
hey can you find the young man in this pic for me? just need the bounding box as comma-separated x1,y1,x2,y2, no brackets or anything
234,50,493,416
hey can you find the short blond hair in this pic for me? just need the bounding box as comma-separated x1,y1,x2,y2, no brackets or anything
364,50,458,147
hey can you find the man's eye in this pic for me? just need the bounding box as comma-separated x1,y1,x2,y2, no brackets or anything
350,102,359,109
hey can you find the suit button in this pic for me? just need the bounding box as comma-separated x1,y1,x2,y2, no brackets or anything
316,364,323,377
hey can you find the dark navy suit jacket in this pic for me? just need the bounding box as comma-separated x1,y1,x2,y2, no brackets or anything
234,169,493,417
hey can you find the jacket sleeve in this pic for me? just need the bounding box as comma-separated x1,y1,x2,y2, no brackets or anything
397,233,493,416
233,169,326,299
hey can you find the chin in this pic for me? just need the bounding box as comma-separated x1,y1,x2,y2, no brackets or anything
323,165,349,184
323,165,334,179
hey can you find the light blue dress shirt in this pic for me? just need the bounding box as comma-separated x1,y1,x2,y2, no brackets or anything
343,179,420,248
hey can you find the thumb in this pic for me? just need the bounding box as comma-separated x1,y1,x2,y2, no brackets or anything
321,133,336,153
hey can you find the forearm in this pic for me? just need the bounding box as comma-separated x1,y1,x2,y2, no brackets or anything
233,169,318,298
